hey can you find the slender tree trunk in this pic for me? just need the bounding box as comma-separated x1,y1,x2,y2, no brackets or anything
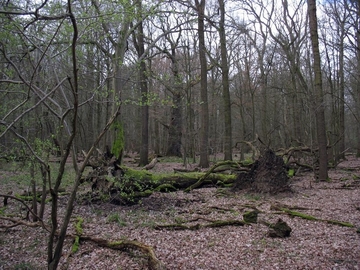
307,0,328,181
355,2,360,157
167,91,182,157
48,3,79,268
338,28,345,161
218,0,232,161
196,0,209,168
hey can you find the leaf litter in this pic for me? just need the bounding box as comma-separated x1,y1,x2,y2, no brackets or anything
0,157,360,269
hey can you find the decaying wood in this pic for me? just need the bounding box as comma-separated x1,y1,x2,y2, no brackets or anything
80,236,166,270
271,204,355,228
83,148,292,205
267,218,292,238
143,157,158,170
184,161,240,192
173,167,200,173
232,149,290,194
154,219,246,230
0,216,41,229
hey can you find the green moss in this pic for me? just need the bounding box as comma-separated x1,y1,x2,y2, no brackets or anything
326,220,354,227
111,121,124,160
279,208,354,228
75,217,84,234
72,217,84,253
71,236,80,253
282,209,317,220
243,210,258,223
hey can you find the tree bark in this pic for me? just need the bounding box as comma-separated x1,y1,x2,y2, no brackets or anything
133,0,149,166
196,0,209,168
307,0,328,181
218,0,232,161
166,41,183,157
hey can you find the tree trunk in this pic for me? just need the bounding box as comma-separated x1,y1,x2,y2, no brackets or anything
133,0,149,166
218,0,232,161
167,92,182,157
355,2,360,157
307,0,328,181
196,0,209,168
166,43,183,157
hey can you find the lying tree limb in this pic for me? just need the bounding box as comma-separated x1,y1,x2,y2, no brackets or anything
143,157,158,170
184,161,240,192
0,216,41,229
79,235,166,270
0,194,50,231
271,205,355,228
154,218,246,230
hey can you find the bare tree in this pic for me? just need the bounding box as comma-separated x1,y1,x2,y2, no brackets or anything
132,0,149,166
218,0,232,160
196,0,209,168
307,0,328,180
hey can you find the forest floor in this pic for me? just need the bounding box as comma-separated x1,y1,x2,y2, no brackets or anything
0,155,360,269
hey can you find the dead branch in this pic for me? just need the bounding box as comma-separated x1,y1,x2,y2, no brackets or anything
185,161,240,192
154,219,246,230
0,216,41,229
235,139,260,159
143,157,158,170
80,236,166,270
271,204,355,228
0,194,50,232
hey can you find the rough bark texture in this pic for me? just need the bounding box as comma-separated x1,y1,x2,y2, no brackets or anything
307,0,328,181
219,0,232,161
232,149,290,194
196,0,209,168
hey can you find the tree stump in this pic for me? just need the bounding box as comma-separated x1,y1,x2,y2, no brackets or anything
267,218,292,238
232,149,290,194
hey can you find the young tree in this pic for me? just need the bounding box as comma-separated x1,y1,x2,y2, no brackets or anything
0,1,125,268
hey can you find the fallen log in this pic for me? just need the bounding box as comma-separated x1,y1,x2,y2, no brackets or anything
271,204,355,228
80,236,166,270
81,149,291,205
154,219,246,230
80,165,237,205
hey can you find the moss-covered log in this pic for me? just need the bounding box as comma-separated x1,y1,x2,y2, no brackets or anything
271,205,355,228
82,150,290,205
184,161,240,192
82,164,237,205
